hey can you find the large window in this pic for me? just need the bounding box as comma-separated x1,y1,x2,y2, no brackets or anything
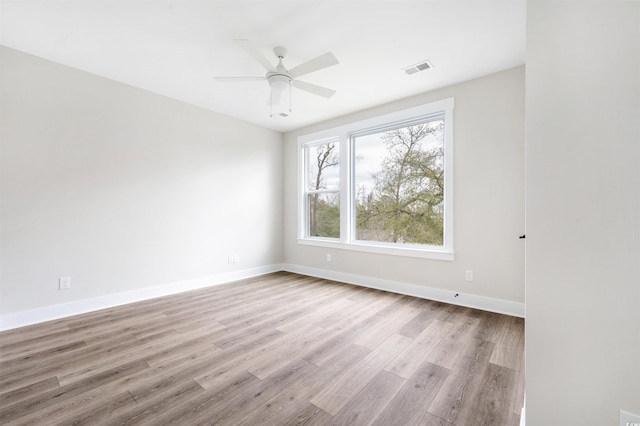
298,98,454,260
353,116,445,246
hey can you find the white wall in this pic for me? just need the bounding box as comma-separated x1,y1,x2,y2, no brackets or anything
283,67,525,312
525,2,640,424
0,47,283,322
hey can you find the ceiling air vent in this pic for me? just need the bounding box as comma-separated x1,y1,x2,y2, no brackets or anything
402,60,433,75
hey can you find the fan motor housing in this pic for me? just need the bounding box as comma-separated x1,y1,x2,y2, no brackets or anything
267,73,292,87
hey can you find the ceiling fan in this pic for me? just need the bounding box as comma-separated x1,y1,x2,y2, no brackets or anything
214,40,339,117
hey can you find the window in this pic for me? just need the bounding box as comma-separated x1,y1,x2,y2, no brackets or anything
303,139,340,238
298,98,454,260
353,115,445,246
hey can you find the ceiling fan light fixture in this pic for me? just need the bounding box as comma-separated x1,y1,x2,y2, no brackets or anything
269,74,292,117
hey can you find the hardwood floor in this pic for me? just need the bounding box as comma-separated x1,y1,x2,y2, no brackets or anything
0,272,524,425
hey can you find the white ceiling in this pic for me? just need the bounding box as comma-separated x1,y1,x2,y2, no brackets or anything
0,1,526,133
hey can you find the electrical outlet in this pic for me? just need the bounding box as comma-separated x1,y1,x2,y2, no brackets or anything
326,253,332,262
228,255,234,264
620,410,640,426
59,276,71,290
233,254,239,263
465,270,474,281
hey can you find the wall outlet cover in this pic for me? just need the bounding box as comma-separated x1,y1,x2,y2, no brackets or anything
620,410,640,426
59,277,71,290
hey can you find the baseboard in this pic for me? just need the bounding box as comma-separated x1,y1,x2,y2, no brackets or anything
0,264,284,331
282,263,525,318
1,262,524,331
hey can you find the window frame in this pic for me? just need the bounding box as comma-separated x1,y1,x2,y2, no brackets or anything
297,98,454,261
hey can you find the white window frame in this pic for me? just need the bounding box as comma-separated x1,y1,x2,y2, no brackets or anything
297,98,454,261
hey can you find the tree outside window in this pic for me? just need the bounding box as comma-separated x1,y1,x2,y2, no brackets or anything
354,118,445,246
305,141,340,238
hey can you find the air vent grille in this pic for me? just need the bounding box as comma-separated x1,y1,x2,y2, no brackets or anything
403,60,433,75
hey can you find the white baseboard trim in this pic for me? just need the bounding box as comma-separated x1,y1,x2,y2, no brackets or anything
0,264,284,331
282,263,525,318
1,262,524,331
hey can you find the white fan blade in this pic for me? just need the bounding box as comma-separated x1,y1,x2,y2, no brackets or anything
289,52,339,79
234,39,276,72
292,80,336,98
213,76,266,82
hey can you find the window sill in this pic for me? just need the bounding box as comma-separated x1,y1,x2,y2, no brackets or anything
297,238,454,261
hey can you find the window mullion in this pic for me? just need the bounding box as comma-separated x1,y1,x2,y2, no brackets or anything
340,134,351,244
306,189,339,195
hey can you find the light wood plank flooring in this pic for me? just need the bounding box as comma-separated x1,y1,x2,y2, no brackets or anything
0,272,524,425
